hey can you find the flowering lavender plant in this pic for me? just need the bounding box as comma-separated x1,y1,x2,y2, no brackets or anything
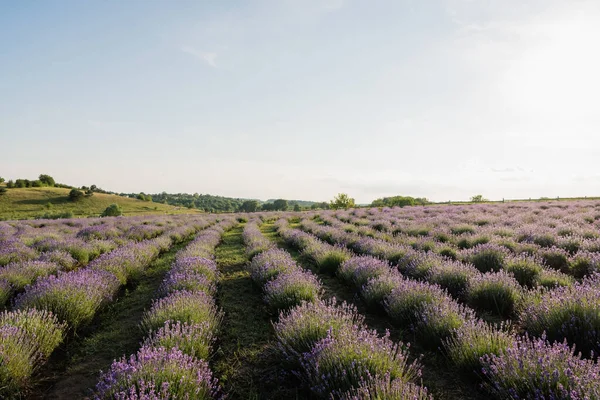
427,260,480,299
0,308,66,358
462,243,510,273
263,269,322,311
248,248,298,286
141,290,222,333
480,335,600,399
443,318,516,373
143,320,215,361
466,271,522,318
520,280,600,358
273,298,365,363
0,325,41,397
300,327,421,397
14,269,120,329
94,346,222,399
338,374,432,400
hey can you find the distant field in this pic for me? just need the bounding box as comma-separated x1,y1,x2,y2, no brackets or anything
0,187,201,220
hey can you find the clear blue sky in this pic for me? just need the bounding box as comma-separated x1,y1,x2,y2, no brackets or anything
2,0,599,203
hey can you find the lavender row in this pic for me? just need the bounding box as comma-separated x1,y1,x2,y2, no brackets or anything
0,215,216,306
0,218,214,397
298,217,600,362
284,221,600,398
242,221,431,399
323,203,600,280
93,218,236,399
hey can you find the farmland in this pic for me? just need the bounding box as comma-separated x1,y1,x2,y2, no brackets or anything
1,201,600,399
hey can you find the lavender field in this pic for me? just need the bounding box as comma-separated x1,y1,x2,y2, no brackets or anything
1,201,600,399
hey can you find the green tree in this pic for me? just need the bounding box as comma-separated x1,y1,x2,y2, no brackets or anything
471,194,487,203
239,200,259,212
330,193,356,210
273,199,288,211
293,204,301,212
0,187,7,196
0,177,4,184
6,180,14,188
69,188,85,202
101,203,123,217
38,174,55,186
261,203,276,211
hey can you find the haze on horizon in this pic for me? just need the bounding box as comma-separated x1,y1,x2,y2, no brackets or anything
2,0,599,204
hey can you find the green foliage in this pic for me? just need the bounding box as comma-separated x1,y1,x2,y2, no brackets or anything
101,203,123,217
137,193,152,202
6,180,14,188
0,177,4,184
371,196,429,208
273,199,288,211
310,202,330,210
330,193,356,210
0,187,6,196
68,188,85,202
238,200,259,212
293,204,301,212
38,174,55,186
470,194,488,202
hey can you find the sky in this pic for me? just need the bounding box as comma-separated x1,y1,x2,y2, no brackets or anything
1,0,600,203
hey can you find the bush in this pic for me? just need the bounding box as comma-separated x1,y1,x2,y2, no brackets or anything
248,248,297,286
94,346,221,399
0,325,40,397
101,203,122,217
263,269,322,311
539,246,570,272
569,250,600,278
427,260,479,299
503,255,543,287
68,189,84,202
466,271,522,318
339,376,432,400
141,290,222,333
463,243,509,273
0,187,6,196
274,298,365,362
300,327,421,397
444,319,515,373
14,270,120,330
0,309,66,358
520,278,600,358
143,320,215,360
480,335,600,398
338,256,390,287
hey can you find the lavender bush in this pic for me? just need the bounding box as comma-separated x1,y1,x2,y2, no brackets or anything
263,269,322,311
143,320,215,361
141,290,222,333
14,269,120,329
300,328,422,397
466,271,522,318
94,346,222,399
273,298,365,362
520,279,600,358
481,335,600,399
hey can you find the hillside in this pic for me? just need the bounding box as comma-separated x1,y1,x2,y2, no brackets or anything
0,187,201,220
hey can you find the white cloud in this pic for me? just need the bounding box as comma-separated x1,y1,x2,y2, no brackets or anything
180,45,218,67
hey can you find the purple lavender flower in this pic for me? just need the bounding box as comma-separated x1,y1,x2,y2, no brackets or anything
94,346,222,399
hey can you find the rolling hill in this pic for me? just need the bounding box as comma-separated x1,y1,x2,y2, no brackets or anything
0,187,201,220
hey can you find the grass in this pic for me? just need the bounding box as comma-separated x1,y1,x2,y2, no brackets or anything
213,224,305,399
261,222,483,400
0,186,200,220
27,239,191,399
